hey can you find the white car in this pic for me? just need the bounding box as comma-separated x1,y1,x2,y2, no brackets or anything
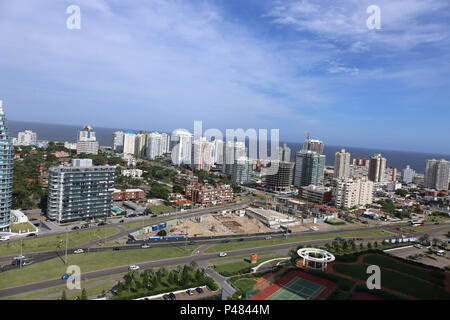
436,250,445,256
265,236,272,240
0,236,10,241
219,252,228,257
414,244,423,249
310,226,319,231
129,265,140,271
73,249,84,254
141,244,151,249
13,255,26,260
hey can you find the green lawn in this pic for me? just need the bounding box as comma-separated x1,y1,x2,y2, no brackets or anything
401,224,446,233
205,229,390,253
208,251,276,263
0,227,120,257
362,254,445,286
9,223,36,233
215,256,285,276
0,245,199,289
5,274,122,300
232,278,257,294
332,260,450,299
147,205,173,214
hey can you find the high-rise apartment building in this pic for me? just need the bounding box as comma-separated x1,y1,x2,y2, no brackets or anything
231,157,252,184
223,141,246,175
47,159,115,223
123,131,136,156
112,131,125,153
191,137,215,171
334,148,350,179
293,150,325,187
0,101,13,231
278,144,291,162
425,159,450,191
334,178,374,208
147,132,169,160
134,133,147,158
368,153,386,183
301,133,324,155
265,161,294,192
214,139,224,165
17,130,37,146
76,126,99,155
171,129,193,166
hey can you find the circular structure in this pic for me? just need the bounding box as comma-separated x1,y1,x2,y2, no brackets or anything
297,248,335,271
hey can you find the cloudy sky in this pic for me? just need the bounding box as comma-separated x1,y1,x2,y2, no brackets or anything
0,0,449,153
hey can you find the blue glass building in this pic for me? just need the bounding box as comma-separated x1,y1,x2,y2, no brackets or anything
0,101,14,231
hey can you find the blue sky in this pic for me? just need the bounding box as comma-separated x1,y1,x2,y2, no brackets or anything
0,0,449,154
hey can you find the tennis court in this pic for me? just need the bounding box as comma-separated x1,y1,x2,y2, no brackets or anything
267,277,325,300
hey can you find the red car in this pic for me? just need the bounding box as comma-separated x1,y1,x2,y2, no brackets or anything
357,237,363,240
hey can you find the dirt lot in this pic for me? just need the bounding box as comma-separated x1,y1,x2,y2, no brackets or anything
386,246,450,269
176,213,273,237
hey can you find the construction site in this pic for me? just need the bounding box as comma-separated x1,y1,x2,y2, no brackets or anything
174,212,274,237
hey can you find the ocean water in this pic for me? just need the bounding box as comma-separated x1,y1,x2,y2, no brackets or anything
8,120,449,174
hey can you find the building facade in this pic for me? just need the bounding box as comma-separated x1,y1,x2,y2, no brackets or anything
0,101,14,231
293,150,325,187
47,159,115,223
265,161,294,192
112,131,125,153
123,131,136,156
17,130,37,146
368,153,387,183
298,185,332,204
231,157,252,184
76,126,99,155
334,178,374,208
425,159,450,191
334,148,350,179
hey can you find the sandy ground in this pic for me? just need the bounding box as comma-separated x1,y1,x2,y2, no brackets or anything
177,213,274,237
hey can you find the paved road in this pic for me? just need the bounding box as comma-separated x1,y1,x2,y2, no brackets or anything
1,224,448,298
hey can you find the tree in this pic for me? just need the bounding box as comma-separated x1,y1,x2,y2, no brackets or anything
157,230,167,237
195,269,202,282
81,288,88,300
360,243,364,250
181,265,190,286
189,260,198,270
367,242,372,249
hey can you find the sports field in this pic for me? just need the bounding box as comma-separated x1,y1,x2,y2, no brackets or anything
251,270,336,300
267,277,324,300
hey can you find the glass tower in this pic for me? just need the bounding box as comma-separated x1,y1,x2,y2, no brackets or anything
0,100,14,231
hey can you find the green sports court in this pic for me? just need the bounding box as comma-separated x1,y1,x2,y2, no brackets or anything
267,277,325,300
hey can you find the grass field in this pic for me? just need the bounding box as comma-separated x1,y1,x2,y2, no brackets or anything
204,229,390,253
0,227,120,257
332,259,450,299
401,224,447,233
9,223,36,233
209,251,275,263
362,254,445,286
4,274,122,300
0,245,199,289
215,256,285,276
232,278,257,294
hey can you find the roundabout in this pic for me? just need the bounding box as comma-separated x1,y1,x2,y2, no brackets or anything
297,248,335,271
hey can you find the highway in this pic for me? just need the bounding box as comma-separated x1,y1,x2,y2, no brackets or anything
0,223,448,299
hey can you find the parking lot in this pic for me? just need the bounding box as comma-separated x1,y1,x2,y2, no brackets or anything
386,246,449,269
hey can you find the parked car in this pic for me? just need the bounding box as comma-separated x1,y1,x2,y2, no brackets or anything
265,236,272,240
151,214,157,218
163,294,171,300
219,252,227,257
0,236,11,241
357,237,364,240
97,222,106,226
238,238,244,242
13,255,26,260
61,274,72,280
310,226,319,231
169,292,176,300
362,221,369,224
71,226,80,230
414,244,423,249
186,289,194,296
26,233,37,237
128,265,140,271
436,250,445,256
119,219,125,223
74,249,84,254
113,247,121,251
141,244,151,249
81,224,89,229
195,287,204,294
